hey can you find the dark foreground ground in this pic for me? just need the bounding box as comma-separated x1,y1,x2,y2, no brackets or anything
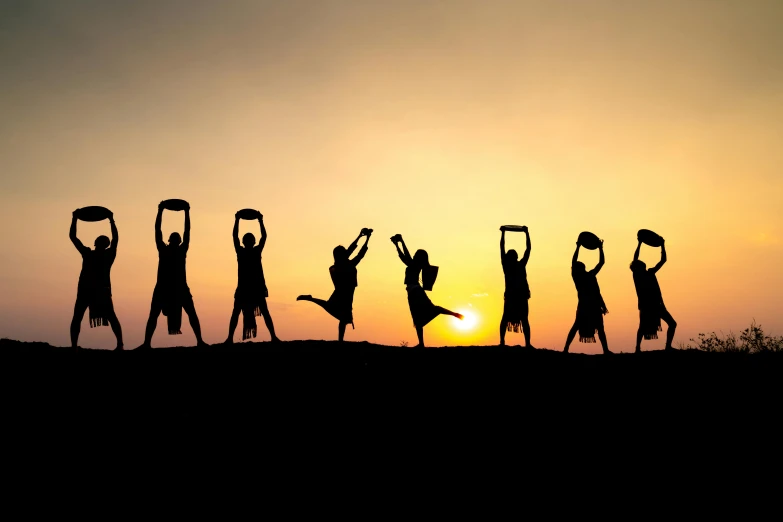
3,338,781,432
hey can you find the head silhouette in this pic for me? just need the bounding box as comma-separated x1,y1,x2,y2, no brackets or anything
168,232,182,247
242,233,256,248
574,261,586,274
413,249,430,268
94,235,110,250
630,259,647,273
505,249,518,263
333,245,348,263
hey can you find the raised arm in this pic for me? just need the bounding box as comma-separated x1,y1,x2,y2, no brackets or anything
651,240,667,274
346,231,363,257
70,213,88,253
109,213,118,251
590,240,605,275
155,205,165,251
500,229,506,261
521,227,531,266
232,214,241,252
258,213,267,251
393,236,412,266
571,243,581,268
351,232,371,266
182,207,191,251
633,240,642,263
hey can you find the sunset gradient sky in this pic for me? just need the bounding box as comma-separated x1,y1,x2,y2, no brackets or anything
1,1,781,351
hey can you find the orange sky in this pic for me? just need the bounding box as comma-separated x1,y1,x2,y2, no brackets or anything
1,1,781,351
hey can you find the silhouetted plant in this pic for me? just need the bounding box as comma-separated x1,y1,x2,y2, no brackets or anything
686,321,782,353
399,341,409,348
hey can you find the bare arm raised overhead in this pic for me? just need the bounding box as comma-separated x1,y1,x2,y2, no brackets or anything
571,242,581,269
232,214,241,253
651,240,667,274
521,226,531,266
258,213,267,252
351,230,371,266
633,240,642,264
155,205,165,251
182,206,191,251
393,235,412,266
346,230,363,257
589,240,605,275
70,213,89,254
109,213,118,252
500,228,506,262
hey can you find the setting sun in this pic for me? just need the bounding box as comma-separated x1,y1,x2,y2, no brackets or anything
453,309,479,332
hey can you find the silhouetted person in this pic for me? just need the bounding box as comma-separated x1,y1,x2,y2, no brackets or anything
631,239,676,351
69,211,123,350
138,202,206,349
297,228,373,341
225,211,279,343
499,226,533,347
392,234,462,348
564,240,611,354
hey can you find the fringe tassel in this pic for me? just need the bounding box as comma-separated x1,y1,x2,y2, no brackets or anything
506,321,523,333
89,317,108,328
168,326,182,335
643,325,663,340
242,326,257,341
580,335,596,343
241,306,262,341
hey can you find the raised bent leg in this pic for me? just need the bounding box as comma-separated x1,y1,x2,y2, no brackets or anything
435,306,463,320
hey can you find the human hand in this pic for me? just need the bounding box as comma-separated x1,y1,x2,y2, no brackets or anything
599,239,604,249
521,226,528,233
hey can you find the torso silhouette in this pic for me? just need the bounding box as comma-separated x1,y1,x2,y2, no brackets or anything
157,245,188,289
572,269,600,305
237,246,265,289
633,271,663,309
503,260,529,297
79,248,116,293
404,266,421,287
330,260,358,290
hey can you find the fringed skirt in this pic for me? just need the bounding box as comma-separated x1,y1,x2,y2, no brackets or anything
235,285,269,340
87,286,112,328
639,307,663,340
576,301,606,343
323,286,355,327
155,285,192,335
407,286,439,328
502,292,529,333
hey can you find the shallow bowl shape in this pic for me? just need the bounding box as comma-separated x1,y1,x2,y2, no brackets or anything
638,229,663,247
74,206,111,222
237,208,260,220
161,199,189,211
577,231,601,250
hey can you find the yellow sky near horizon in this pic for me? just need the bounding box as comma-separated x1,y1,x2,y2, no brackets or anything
1,1,781,351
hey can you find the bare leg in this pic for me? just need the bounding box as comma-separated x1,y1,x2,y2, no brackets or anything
183,299,207,346
260,308,280,342
564,322,578,353
661,310,677,350
635,328,643,353
226,305,241,343
141,303,162,349
297,295,330,309
415,326,425,348
70,299,88,349
522,317,532,348
499,319,507,346
598,326,611,354
435,306,463,319
107,311,123,350
338,321,348,342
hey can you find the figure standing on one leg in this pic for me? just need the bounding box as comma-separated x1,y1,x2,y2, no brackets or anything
69,209,123,350
138,200,206,349
297,228,373,341
631,235,676,352
225,210,280,343
499,225,533,347
563,236,611,354
391,234,462,348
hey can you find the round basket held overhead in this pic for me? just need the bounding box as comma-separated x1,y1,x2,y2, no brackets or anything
74,206,112,222
160,199,190,211
237,208,260,220
638,229,663,247
501,225,527,232
577,231,601,250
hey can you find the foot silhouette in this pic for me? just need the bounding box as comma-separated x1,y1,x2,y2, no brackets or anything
296,295,311,301
454,313,464,320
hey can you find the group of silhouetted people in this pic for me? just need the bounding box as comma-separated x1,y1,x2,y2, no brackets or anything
69,203,676,353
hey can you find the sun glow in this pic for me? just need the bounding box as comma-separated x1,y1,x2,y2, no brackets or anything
452,309,478,331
